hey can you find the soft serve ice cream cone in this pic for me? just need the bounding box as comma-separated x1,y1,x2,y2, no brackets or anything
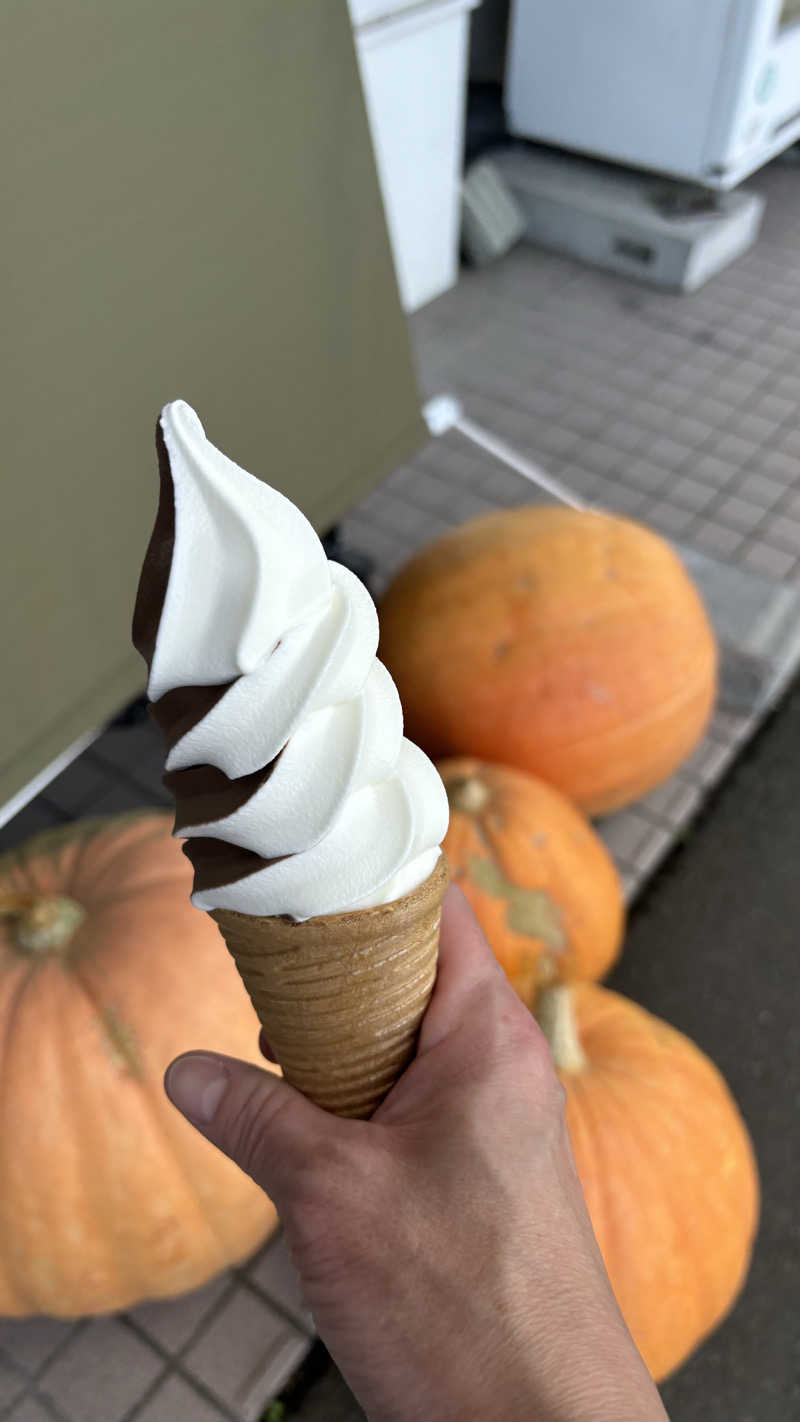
133,401,449,1117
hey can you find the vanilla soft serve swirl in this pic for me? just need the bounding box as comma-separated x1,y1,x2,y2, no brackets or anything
132,401,448,920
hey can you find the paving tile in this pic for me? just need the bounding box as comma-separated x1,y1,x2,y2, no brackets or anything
775,427,800,460
7,1398,61,1422
129,1276,231,1356
445,488,500,521
644,500,695,537
552,464,602,503
617,458,669,494
185,1285,309,1421
646,436,694,471
560,405,608,438
0,1355,26,1409
669,475,718,512
595,812,651,863
779,487,800,521
246,1235,314,1334
693,395,734,427
619,869,640,902
0,799,67,855
679,344,729,374
689,519,745,559
717,362,767,396
37,1319,164,1422
638,780,682,821
0,1319,79,1378
91,721,163,770
770,371,800,402
87,784,166,818
39,754,113,818
753,391,797,423
763,514,800,556
735,471,786,508
603,419,649,455
681,738,736,786
760,447,800,484
649,381,689,411
754,334,798,369
658,781,704,824
579,441,626,476
532,423,581,458
668,415,716,448
715,495,766,534
741,541,797,580
633,825,676,877
707,709,753,748
373,493,431,536
726,410,778,446
635,400,683,434
90,724,170,802
663,360,711,392
477,469,533,505
597,482,646,518
691,453,737,488
132,1373,227,1422
713,433,761,468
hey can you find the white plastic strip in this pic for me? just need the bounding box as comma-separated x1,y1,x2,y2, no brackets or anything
422,394,586,510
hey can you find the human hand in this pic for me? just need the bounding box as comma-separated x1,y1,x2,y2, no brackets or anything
165,887,668,1422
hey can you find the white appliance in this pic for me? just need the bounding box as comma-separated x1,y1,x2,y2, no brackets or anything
350,0,480,311
507,0,800,189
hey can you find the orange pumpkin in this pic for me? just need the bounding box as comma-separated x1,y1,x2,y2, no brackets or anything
536,983,759,1381
0,812,277,1318
379,506,717,815
440,758,623,1002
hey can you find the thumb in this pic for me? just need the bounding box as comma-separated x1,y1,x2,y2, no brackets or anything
165,1051,338,1210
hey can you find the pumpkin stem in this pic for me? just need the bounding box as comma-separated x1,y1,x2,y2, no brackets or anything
446,775,491,816
0,893,86,955
535,985,587,1074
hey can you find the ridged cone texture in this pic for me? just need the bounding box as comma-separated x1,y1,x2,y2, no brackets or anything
211,857,448,1119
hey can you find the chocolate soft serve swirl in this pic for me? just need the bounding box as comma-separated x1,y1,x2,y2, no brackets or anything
132,401,448,920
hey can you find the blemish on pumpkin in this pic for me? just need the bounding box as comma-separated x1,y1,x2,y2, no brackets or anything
517,573,533,590
587,682,612,704
469,857,566,953
99,1005,145,1080
530,832,548,849
494,641,512,661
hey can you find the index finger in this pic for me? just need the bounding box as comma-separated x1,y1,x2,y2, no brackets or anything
416,882,507,1057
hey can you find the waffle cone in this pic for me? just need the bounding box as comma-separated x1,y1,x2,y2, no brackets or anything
210,857,449,1119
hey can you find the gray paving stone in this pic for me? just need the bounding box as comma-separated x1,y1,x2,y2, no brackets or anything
0,1355,26,1409
37,1319,163,1422
131,1373,228,1422
741,541,797,580
185,1286,309,1421
0,1318,80,1378
6,1398,62,1422
0,800,66,855
735,471,787,508
129,1276,231,1356
716,495,767,533
763,514,800,555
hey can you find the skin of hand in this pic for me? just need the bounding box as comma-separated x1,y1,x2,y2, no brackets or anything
165,887,669,1422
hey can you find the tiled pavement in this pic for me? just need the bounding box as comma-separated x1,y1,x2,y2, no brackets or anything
342,156,800,897
1,154,799,1419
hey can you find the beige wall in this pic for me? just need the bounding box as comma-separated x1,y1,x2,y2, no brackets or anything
1,2,423,809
